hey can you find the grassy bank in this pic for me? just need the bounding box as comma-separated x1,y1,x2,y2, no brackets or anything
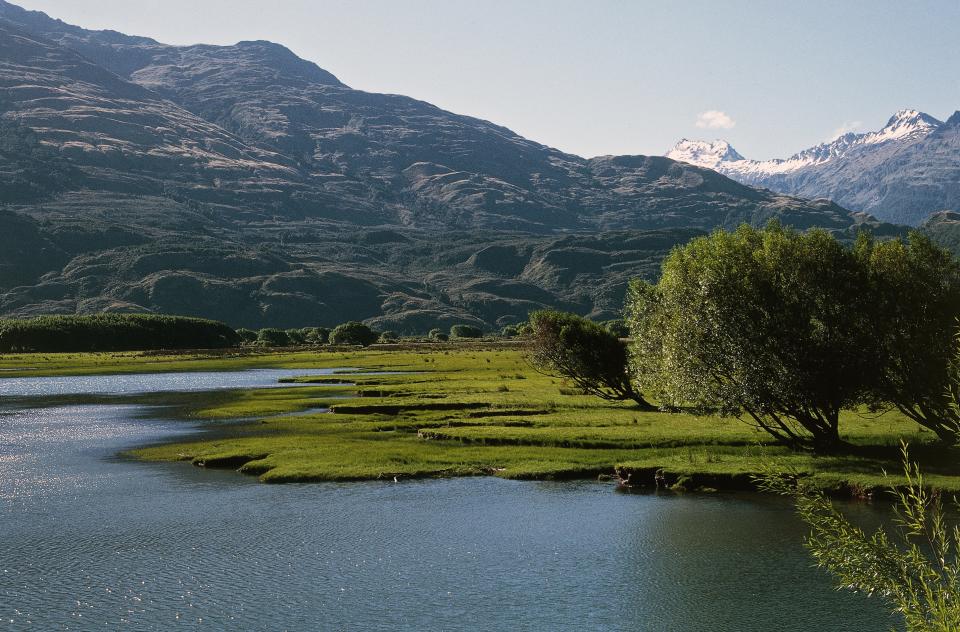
0,341,522,377
4,347,959,491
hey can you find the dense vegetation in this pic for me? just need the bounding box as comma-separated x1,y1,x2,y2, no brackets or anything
0,314,240,352
0,314,507,353
628,224,960,452
450,324,483,339
329,321,379,347
235,323,499,348
527,310,653,409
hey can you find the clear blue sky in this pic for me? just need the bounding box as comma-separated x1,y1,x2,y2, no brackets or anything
13,0,960,160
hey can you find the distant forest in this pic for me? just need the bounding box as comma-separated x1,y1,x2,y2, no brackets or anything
0,314,240,352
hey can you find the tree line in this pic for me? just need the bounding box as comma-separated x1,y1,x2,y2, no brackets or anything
237,323,489,347
527,223,960,453
0,315,502,353
0,314,240,352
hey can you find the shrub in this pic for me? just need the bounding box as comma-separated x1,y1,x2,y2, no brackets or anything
429,328,448,342
500,324,520,338
257,328,290,347
236,328,258,343
450,324,482,339
378,330,398,343
330,321,379,347
302,327,330,344
285,328,306,345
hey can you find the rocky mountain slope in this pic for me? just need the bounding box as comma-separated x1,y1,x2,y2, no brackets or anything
0,1,893,330
667,109,960,225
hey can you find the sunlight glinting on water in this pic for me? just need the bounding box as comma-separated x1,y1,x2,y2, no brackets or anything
0,370,896,631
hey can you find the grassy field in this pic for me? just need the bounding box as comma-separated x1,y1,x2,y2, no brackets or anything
3,346,959,492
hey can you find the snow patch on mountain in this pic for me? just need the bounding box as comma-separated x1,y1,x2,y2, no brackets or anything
666,139,744,169
859,109,940,145
666,109,943,182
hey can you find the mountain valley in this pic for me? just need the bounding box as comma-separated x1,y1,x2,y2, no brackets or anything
0,1,921,330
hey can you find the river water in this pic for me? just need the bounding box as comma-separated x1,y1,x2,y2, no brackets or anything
0,370,896,631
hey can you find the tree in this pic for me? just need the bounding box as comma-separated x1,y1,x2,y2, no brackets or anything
285,328,306,345
450,324,482,339
602,319,630,338
330,321,378,346
236,328,258,343
859,232,960,444
429,328,448,342
527,310,654,409
302,327,329,345
629,224,876,451
761,444,960,631
500,324,520,338
0,314,240,352
378,330,398,343
257,328,289,347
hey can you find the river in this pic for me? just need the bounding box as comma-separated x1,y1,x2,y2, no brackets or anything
0,370,896,630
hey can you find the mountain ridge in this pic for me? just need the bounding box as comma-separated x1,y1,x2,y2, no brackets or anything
0,1,900,330
667,109,960,225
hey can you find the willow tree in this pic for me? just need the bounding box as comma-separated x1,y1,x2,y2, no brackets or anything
859,232,960,444
762,444,960,631
629,224,876,451
527,310,654,409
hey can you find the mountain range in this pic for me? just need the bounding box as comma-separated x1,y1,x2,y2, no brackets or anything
0,1,906,330
667,109,960,225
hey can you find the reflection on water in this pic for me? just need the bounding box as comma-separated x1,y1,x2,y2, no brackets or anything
0,368,353,397
0,372,896,630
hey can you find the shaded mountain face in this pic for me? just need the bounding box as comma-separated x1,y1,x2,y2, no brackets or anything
667,109,960,226
0,1,886,329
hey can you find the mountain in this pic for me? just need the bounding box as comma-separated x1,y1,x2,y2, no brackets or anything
0,1,886,330
667,109,960,225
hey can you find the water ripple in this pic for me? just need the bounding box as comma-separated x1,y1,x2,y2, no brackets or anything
0,373,896,631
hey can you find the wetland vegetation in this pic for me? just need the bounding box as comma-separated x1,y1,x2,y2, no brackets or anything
4,346,960,493
0,314,240,352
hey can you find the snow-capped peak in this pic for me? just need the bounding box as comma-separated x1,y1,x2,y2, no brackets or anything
886,108,941,128
666,139,744,169
664,108,944,182
859,110,943,145
861,109,941,145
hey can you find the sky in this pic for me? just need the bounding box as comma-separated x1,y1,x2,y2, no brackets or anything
11,0,960,160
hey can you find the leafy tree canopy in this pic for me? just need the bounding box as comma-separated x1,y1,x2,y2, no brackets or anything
0,314,239,352
629,223,877,451
858,232,960,443
450,324,483,339
330,321,379,347
257,328,289,347
527,310,653,409
302,327,330,344
236,328,258,343
629,224,960,451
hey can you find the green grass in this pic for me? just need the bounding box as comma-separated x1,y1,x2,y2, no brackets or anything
6,347,960,491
